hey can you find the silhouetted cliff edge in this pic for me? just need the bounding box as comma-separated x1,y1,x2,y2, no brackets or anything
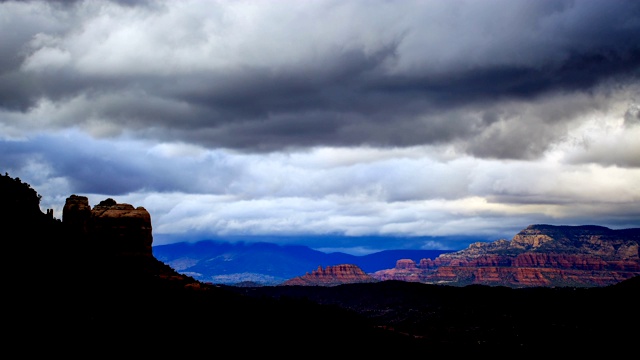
2,173,638,356
1,173,424,356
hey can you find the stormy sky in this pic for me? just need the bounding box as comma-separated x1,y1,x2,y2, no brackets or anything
2,0,639,254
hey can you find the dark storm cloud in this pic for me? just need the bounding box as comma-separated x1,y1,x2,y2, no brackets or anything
370,49,640,106
1,0,639,252
0,134,198,195
1,0,639,158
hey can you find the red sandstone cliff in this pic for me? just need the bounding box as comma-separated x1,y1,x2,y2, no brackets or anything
281,264,378,286
62,194,198,284
63,196,153,257
372,224,640,287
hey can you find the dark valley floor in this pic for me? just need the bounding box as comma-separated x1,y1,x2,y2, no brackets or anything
3,173,638,356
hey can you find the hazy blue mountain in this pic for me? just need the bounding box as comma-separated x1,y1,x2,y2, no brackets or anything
152,240,453,285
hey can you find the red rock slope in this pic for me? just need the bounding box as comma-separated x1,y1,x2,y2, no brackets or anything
281,264,378,286
371,224,640,288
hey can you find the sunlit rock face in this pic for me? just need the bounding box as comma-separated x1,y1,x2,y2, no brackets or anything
281,264,378,286
371,224,640,288
63,196,153,257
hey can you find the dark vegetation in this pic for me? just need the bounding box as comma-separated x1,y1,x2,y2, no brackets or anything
2,173,638,356
227,278,640,352
1,173,428,355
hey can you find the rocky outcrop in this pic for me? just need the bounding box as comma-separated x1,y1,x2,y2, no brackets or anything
281,264,378,286
3,173,200,295
63,196,153,257
62,194,92,237
371,224,640,287
89,198,153,257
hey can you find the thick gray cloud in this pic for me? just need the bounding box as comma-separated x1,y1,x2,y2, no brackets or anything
1,0,639,254
1,0,639,155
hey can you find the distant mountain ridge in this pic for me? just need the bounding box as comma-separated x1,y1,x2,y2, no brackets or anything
372,224,640,287
1,172,440,354
4,173,639,354
152,240,452,285
153,224,640,287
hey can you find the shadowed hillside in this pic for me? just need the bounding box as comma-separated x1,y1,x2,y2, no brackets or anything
2,173,638,356
1,173,422,356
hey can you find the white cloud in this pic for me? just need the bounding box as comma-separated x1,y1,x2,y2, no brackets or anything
2,0,639,253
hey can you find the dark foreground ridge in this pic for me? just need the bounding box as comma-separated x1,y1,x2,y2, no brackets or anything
2,173,638,356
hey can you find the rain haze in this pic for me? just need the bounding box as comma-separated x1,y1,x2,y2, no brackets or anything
1,0,639,255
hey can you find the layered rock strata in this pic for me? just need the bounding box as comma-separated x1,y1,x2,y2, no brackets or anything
281,264,378,286
372,224,640,287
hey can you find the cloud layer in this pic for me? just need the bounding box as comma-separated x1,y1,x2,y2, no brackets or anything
1,0,639,254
